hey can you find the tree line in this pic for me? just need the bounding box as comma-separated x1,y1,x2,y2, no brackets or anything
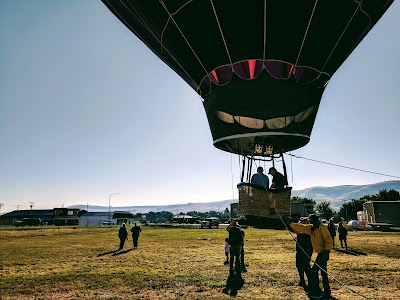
131,189,399,223
292,189,400,221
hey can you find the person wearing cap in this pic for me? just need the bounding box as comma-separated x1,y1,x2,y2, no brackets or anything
251,166,269,189
226,220,244,274
268,167,285,189
118,223,128,250
295,217,313,292
290,214,333,300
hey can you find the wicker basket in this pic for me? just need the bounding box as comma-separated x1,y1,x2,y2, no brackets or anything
238,184,291,219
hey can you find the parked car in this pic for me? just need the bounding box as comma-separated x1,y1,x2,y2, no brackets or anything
15,220,24,227
15,218,41,227
201,217,220,229
102,220,114,225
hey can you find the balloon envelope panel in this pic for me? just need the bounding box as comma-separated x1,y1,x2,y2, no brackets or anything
101,0,393,155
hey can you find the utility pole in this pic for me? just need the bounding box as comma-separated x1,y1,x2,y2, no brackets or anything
341,199,348,221
0,203,4,212
15,205,21,210
86,203,89,227
108,193,120,221
29,202,35,210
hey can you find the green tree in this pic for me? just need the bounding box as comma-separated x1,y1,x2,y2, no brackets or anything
360,189,400,201
291,196,316,215
337,199,366,221
315,201,334,220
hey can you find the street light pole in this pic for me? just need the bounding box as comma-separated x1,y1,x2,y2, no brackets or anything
108,193,120,221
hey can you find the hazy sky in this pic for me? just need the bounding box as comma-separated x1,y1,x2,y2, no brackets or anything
1,1,399,212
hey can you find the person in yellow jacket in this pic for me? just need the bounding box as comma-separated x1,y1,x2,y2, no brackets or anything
290,214,333,300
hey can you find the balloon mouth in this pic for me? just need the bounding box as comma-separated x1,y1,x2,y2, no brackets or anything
213,132,310,155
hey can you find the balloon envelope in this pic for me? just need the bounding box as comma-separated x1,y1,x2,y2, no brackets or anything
102,0,393,155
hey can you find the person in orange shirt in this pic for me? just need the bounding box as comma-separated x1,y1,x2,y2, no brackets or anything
290,214,333,300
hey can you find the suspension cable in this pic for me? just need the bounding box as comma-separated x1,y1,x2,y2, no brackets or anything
288,154,400,179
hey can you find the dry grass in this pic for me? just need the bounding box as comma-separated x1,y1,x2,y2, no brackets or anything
0,226,399,300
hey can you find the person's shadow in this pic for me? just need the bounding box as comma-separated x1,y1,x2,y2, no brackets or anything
97,249,119,257
112,249,133,256
222,272,244,297
335,247,367,256
97,248,133,257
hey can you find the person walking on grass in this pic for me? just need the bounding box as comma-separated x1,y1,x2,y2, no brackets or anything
290,214,333,300
327,219,336,248
130,222,142,249
338,222,348,250
118,223,128,250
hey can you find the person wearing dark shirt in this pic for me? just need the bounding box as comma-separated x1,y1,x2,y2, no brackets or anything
338,222,348,250
130,223,142,249
268,167,285,188
327,219,336,248
295,217,313,292
240,229,246,272
226,220,244,274
118,223,128,250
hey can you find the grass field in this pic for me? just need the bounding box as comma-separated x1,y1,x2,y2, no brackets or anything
0,226,399,300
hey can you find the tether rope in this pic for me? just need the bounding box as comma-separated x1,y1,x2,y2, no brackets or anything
249,159,374,300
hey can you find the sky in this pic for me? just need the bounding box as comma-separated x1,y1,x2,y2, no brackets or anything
1,1,400,212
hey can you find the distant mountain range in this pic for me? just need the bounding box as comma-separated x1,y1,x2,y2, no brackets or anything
291,180,400,210
71,180,400,213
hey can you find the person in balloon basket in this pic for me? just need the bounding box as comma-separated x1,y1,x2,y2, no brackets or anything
226,220,244,274
251,166,270,190
289,214,333,300
130,222,142,249
118,223,128,250
268,167,285,189
295,217,313,293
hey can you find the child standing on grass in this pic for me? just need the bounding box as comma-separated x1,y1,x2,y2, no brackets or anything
224,237,230,265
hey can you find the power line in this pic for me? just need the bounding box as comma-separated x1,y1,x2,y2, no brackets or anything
287,154,400,179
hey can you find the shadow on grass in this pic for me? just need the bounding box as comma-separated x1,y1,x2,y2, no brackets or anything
112,249,133,256
97,248,134,257
222,271,244,297
335,247,367,256
97,249,120,257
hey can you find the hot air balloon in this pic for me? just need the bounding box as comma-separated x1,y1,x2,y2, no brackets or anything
101,0,394,228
